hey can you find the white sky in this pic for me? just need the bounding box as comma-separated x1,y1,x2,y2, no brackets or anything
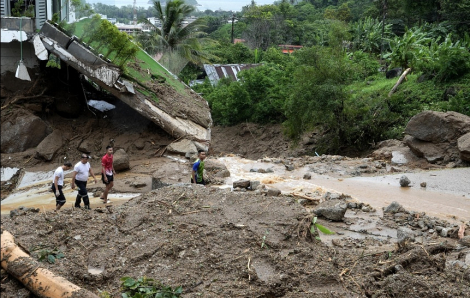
89,0,276,12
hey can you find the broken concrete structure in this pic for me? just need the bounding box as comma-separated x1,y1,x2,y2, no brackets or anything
1,18,212,149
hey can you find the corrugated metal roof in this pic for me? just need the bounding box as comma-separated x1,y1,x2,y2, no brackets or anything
204,64,261,85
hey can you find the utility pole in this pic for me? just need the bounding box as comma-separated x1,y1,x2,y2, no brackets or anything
133,0,137,25
231,14,236,44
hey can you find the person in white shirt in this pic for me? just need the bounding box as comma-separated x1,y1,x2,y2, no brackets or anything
71,154,97,209
51,162,73,210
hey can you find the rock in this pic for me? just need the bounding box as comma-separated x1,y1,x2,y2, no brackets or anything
130,181,147,188
384,201,404,214
113,149,130,171
265,168,274,173
10,209,19,218
185,151,197,160
314,199,347,221
361,206,372,212
250,180,260,190
386,67,402,79
420,182,427,188
347,202,357,209
399,175,411,187
250,168,258,172
459,236,470,247
36,130,64,161
233,179,250,189
285,164,295,171
167,139,197,155
405,111,470,143
93,191,102,197
134,139,145,150
404,135,454,163
266,188,281,197
303,173,312,180
457,132,470,161
323,192,342,201
77,138,95,154
257,168,266,173
215,169,230,178
397,227,415,243
1,112,49,153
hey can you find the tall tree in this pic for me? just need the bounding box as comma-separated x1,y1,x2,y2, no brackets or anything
137,0,213,74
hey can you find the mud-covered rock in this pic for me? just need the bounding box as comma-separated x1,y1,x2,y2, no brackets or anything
399,175,411,187
397,227,415,243
266,187,281,197
233,179,250,189
384,201,405,213
36,130,64,161
113,149,130,171
314,199,347,221
77,138,95,154
1,112,49,153
405,111,470,143
457,132,470,162
167,139,197,155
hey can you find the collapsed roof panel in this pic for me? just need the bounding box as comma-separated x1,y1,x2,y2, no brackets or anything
38,21,212,145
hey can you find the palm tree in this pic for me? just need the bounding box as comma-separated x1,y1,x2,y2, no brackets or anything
137,0,213,74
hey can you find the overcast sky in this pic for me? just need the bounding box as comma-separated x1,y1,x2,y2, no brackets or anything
95,0,276,12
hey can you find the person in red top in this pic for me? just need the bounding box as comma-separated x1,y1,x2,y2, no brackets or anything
100,145,115,204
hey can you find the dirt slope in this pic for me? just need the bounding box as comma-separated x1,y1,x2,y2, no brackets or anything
2,186,469,298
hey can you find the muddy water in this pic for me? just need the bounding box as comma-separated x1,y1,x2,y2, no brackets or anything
218,157,470,223
1,169,137,214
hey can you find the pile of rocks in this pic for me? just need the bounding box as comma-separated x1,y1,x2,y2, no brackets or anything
232,179,281,196
9,206,40,218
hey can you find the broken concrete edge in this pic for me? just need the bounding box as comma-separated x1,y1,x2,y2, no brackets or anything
1,230,100,298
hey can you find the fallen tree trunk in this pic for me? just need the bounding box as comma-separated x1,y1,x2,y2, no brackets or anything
1,230,99,298
388,68,411,97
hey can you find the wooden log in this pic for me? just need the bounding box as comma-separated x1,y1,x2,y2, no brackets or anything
1,230,99,298
388,68,411,97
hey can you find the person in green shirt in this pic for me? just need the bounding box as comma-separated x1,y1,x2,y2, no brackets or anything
191,150,206,185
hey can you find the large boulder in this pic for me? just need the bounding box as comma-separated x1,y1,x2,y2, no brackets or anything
167,139,197,155
113,149,130,171
403,135,451,163
1,112,49,153
77,138,95,154
36,130,64,161
458,133,470,162
405,111,470,143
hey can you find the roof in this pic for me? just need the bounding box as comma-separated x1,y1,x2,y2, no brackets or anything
203,64,261,85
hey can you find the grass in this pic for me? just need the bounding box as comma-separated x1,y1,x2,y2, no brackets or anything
69,19,188,97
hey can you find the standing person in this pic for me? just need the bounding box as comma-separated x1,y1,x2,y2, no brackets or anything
71,154,97,209
51,162,73,210
100,145,115,204
191,149,206,185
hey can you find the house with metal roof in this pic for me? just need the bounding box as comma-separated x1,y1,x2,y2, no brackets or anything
203,63,261,86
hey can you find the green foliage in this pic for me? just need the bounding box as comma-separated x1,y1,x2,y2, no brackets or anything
46,54,61,69
11,0,34,17
120,276,182,298
350,51,380,78
384,27,431,69
36,248,65,264
351,17,392,54
310,217,335,241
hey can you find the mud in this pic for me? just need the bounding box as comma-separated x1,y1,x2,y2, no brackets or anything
1,186,469,298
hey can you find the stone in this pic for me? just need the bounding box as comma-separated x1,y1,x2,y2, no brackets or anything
384,201,404,213
266,188,281,197
113,149,130,171
314,199,347,221
386,67,403,79
233,179,250,189
362,206,372,212
285,164,295,171
405,111,470,143
77,138,95,154
265,168,274,173
250,168,258,172
135,139,145,150
403,135,449,163
250,180,260,190
215,169,230,178
440,228,451,237
399,175,411,187
1,112,49,153
420,182,427,188
36,130,64,161
459,236,470,247
397,227,415,243
323,192,342,201
303,173,312,180
457,132,470,161
130,181,147,188
257,168,266,173
167,139,197,155
347,202,357,209
10,209,19,218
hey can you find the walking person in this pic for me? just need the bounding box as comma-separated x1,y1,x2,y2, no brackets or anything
100,145,115,204
71,154,97,209
51,162,73,211
191,149,206,185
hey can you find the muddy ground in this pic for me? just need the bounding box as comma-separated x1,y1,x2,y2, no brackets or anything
2,72,470,297
1,186,470,298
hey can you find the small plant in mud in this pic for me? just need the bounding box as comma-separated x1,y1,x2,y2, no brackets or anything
261,230,269,249
121,276,183,298
310,217,335,241
36,248,65,264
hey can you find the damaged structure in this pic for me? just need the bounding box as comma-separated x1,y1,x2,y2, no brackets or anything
1,13,212,152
